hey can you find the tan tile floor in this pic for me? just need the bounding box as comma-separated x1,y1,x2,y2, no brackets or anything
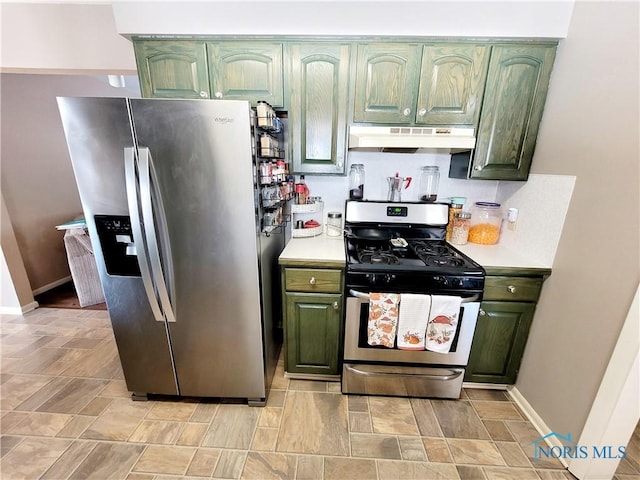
0,307,619,479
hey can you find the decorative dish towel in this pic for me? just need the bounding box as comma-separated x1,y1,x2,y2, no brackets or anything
396,294,431,350
425,295,462,353
367,293,400,348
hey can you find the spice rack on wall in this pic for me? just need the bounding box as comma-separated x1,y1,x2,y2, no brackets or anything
291,202,324,238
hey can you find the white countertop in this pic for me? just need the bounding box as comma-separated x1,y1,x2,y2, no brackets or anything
453,242,552,270
279,234,552,271
279,232,346,266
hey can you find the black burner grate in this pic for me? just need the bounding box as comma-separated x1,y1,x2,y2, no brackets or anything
357,250,400,265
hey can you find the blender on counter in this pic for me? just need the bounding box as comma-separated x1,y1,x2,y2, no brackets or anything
418,166,440,202
348,164,365,200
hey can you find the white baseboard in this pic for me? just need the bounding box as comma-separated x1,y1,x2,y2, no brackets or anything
32,276,71,296
463,382,508,390
0,300,39,315
508,385,570,469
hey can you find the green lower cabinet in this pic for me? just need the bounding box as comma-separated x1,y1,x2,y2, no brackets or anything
285,292,343,376
465,301,536,384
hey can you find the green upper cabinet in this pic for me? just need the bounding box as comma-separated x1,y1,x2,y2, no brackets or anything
134,40,210,99
353,43,489,125
206,42,284,107
471,44,557,180
353,43,422,123
289,43,351,175
417,44,490,125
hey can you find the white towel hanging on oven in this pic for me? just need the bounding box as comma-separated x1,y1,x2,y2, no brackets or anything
425,295,462,353
396,294,431,350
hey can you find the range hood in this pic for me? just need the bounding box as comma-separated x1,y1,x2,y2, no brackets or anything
348,125,476,153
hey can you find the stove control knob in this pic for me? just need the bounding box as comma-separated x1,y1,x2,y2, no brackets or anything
434,275,448,285
452,278,464,288
366,273,377,285
384,274,395,285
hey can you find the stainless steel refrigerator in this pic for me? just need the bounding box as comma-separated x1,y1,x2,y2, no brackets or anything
57,97,284,406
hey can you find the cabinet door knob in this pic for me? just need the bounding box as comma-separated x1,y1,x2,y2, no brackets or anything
214,92,223,99
309,277,316,285
199,91,208,98
418,108,427,117
402,108,411,117
507,285,517,294
333,301,339,310
479,309,486,316
474,165,483,171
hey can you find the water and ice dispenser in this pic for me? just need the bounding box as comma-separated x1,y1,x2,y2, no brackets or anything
94,215,141,276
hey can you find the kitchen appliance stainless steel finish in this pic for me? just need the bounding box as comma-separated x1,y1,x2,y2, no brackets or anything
58,97,283,405
341,200,485,399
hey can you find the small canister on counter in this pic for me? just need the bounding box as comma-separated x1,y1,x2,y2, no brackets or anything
469,202,503,245
326,212,343,237
445,199,465,241
450,212,471,245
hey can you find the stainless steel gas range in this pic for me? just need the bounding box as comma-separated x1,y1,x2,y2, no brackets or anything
341,200,485,399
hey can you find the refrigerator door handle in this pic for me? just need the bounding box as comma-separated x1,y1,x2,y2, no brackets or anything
124,147,164,322
138,147,177,323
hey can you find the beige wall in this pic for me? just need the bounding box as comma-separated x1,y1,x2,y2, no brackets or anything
1,194,35,311
0,74,140,291
516,0,640,438
0,3,136,73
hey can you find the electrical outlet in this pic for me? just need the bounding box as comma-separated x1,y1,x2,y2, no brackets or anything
507,208,518,231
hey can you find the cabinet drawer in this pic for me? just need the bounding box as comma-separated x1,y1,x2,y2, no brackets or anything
483,276,543,302
285,268,342,293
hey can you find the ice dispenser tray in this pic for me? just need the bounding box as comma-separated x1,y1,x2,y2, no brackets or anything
94,215,141,276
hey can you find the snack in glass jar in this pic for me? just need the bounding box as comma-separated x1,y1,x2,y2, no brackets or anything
468,223,501,244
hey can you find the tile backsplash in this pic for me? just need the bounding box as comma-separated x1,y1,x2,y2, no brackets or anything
496,173,576,266
300,152,576,268
303,150,499,216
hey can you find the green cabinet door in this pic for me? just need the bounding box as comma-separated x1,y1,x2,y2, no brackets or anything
289,43,351,175
134,40,210,99
417,44,490,125
472,44,557,180
285,292,343,375
353,43,422,123
207,42,284,107
464,301,536,384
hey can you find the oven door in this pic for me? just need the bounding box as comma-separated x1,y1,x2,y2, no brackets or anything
343,289,480,366
342,290,480,398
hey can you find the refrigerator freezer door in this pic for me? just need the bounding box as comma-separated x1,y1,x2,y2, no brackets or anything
129,99,267,399
57,97,179,396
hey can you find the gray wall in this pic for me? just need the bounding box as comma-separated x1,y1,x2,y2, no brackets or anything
516,0,639,438
0,74,140,291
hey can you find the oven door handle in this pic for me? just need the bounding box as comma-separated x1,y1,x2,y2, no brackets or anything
348,289,480,303
346,365,463,381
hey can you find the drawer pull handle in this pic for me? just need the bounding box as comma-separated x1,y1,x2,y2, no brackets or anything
333,301,339,310
507,285,517,294
479,309,486,316
309,277,316,285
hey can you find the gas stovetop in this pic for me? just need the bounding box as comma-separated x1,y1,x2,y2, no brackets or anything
343,201,484,294
346,236,482,274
